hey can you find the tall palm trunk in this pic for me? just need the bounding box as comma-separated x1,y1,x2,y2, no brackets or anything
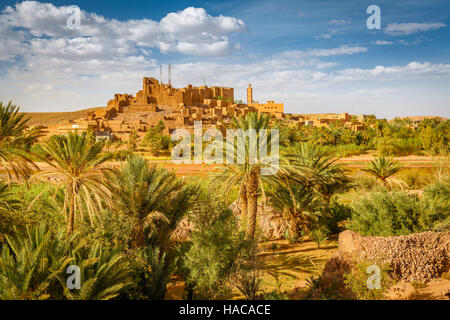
246,167,260,240
66,181,75,235
288,214,300,240
239,183,248,220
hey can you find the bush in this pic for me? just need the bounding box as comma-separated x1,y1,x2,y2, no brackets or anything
349,189,423,236
184,195,244,299
395,168,432,190
142,121,171,156
375,137,422,156
321,144,369,158
344,258,393,300
131,246,176,300
350,182,450,236
353,175,377,191
321,201,353,234
420,182,450,231
311,226,329,248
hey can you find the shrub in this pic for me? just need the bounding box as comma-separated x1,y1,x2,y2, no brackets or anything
375,137,422,156
344,258,393,300
283,228,301,244
234,244,262,300
321,144,369,158
420,182,450,231
131,246,176,300
142,121,170,156
349,189,423,236
321,201,352,234
353,175,377,191
311,226,330,248
184,196,244,299
396,168,432,190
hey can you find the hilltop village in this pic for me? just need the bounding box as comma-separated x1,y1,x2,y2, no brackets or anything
29,77,370,141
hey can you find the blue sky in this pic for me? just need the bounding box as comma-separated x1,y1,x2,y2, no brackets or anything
0,0,449,118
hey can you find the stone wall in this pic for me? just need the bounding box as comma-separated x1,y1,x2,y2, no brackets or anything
321,230,450,290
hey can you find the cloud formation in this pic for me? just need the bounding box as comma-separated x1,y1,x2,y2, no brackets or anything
0,1,247,60
385,22,446,35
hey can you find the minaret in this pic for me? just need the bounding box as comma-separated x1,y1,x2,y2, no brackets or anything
247,84,253,105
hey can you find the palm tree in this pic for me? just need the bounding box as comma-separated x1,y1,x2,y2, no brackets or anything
362,156,406,189
217,112,276,240
0,179,21,235
0,102,39,182
63,246,133,300
105,155,189,249
32,131,112,235
0,224,74,300
284,143,351,208
267,181,320,239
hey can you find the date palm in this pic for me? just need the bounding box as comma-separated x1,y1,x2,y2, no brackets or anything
63,246,133,300
267,180,320,238
0,224,75,300
0,179,21,235
33,132,112,235
105,155,190,249
362,156,406,189
284,143,351,208
0,102,39,182
217,112,276,240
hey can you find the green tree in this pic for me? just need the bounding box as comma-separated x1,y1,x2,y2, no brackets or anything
0,102,39,182
224,112,275,240
105,155,190,249
143,121,170,156
362,156,406,189
0,180,21,235
285,143,351,209
33,132,112,235
349,189,422,236
267,181,320,239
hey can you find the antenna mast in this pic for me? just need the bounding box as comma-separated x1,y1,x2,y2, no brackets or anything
168,64,172,86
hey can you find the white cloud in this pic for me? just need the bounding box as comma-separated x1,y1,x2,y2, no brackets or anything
372,40,394,45
279,45,367,59
385,22,446,35
0,1,247,59
329,19,351,25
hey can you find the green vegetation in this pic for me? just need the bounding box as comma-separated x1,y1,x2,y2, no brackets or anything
344,258,393,300
348,182,449,236
0,102,448,301
278,116,449,157
142,121,171,156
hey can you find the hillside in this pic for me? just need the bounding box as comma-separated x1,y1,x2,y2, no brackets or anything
21,106,105,126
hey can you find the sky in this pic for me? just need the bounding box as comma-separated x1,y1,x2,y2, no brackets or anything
0,0,449,119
